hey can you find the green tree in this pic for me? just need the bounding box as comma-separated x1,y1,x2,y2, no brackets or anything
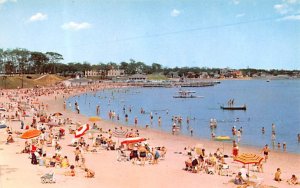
46,52,63,74
30,52,49,74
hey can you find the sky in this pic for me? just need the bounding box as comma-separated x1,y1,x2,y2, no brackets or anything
0,0,299,70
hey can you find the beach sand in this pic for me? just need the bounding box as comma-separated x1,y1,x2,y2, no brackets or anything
0,84,299,188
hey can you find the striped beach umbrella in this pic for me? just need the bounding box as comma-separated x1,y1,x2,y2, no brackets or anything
112,129,128,138
234,153,264,179
234,153,264,165
121,137,146,145
75,124,90,138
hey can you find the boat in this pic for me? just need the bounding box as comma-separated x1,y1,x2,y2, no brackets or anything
173,90,204,98
220,105,247,110
214,136,231,141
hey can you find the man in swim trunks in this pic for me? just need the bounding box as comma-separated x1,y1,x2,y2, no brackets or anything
262,144,270,163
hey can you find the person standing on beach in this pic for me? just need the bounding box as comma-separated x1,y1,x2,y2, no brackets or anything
96,105,100,115
282,142,286,152
262,144,270,163
158,116,161,126
271,133,276,149
63,101,66,110
134,117,138,126
272,123,276,134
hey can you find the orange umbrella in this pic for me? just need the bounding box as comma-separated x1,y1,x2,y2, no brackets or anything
21,129,41,139
52,112,63,117
88,116,101,122
234,153,264,179
234,153,264,165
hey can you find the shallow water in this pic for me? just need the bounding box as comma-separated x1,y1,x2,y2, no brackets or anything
67,80,300,153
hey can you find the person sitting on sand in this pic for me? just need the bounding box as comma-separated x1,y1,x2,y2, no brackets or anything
74,147,81,167
234,172,246,185
64,165,75,177
6,133,14,144
84,168,95,178
61,156,70,168
20,141,30,153
287,174,298,185
274,168,282,182
49,156,56,167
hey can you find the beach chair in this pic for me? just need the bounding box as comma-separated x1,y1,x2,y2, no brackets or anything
41,172,56,184
219,164,230,176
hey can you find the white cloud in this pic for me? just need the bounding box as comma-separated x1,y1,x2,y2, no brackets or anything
284,0,300,4
0,0,16,4
282,14,300,20
61,21,91,31
274,0,300,15
274,4,289,14
29,12,47,22
232,0,240,5
236,13,245,18
170,9,181,17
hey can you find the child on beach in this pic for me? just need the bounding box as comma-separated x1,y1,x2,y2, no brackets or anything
274,168,282,182
64,165,75,177
84,168,95,178
287,174,298,185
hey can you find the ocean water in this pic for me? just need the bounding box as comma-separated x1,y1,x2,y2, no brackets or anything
67,80,300,153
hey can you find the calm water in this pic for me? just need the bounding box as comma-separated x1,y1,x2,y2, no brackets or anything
67,80,300,153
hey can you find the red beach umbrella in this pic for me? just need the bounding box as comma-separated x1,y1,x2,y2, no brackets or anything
121,137,146,145
75,124,90,138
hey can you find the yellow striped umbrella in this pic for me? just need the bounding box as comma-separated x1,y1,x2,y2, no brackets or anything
234,153,264,179
88,116,101,122
234,153,264,165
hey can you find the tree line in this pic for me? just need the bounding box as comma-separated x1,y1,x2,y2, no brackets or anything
0,48,298,77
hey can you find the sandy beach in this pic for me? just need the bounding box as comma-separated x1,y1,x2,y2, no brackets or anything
0,83,299,188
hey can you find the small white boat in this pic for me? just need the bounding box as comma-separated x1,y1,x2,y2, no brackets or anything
173,90,204,98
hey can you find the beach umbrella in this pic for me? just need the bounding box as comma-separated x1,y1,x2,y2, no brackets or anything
0,108,6,111
21,129,41,139
52,112,63,117
234,153,264,179
112,129,128,138
121,137,146,145
214,136,232,152
195,143,204,155
234,153,264,165
75,124,90,138
113,129,128,145
88,116,101,122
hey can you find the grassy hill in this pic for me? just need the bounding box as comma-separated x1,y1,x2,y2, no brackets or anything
0,74,67,89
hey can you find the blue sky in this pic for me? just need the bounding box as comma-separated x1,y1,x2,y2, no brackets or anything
0,0,299,70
